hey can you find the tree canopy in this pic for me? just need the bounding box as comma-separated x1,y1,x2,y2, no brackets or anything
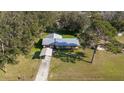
0,11,124,69
0,12,55,69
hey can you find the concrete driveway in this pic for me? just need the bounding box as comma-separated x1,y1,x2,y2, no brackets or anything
35,56,52,81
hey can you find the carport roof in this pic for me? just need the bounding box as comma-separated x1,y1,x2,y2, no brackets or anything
40,48,53,57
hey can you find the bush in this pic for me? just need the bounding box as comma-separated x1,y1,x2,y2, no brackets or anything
105,40,124,54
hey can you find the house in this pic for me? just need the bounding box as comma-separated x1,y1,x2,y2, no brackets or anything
42,33,80,49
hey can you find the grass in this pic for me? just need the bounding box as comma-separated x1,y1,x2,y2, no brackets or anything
1,33,123,81
0,33,47,81
0,55,40,81
48,35,124,80
116,35,124,44
31,47,40,55
48,48,124,80
62,34,76,38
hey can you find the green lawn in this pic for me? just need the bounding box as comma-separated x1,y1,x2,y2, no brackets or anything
0,55,40,81
0,33,47,81
48,48,124,80
0,33,124,81
0,37,41,81
48,35,124,81
62,34,76,38
116,35,124,44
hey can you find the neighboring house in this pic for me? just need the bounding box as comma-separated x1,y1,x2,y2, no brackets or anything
42,33,80,49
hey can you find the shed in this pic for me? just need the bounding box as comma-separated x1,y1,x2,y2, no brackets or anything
55,38,80,47
39,48,53,57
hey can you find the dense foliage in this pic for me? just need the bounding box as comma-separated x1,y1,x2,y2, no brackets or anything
0,11,124,69
105,40,124,54
0,12,57,69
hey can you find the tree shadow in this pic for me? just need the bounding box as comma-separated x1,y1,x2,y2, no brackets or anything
32,51,40,59
34,39,43,49
82,59,91,64
53,50,87,63
45,26,77,36
76,51,92,63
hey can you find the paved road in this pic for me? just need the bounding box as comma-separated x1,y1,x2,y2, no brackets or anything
35,56,52,81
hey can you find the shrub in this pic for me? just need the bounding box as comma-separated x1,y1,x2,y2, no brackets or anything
105,40,124,54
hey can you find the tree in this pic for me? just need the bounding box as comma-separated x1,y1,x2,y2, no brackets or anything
108,12,124,33
0,11,123,69
79,12,118,63
57,12,91,35
0,12,51,70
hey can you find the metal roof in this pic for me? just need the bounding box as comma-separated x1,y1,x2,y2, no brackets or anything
45,33,62,39
42,33,80,47
42,38,55,46
55,38,80,47
40,48,53,57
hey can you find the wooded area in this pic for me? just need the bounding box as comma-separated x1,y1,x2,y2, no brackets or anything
0,11,124,71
